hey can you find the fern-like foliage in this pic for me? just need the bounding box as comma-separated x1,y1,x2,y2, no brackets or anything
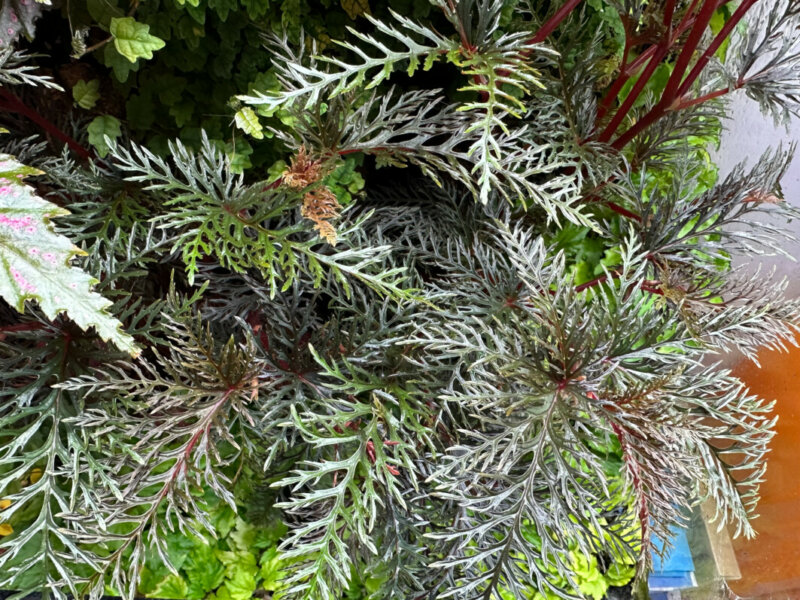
107,134,412,300
241,1,597,224
0,48,61,90
4,1,800,600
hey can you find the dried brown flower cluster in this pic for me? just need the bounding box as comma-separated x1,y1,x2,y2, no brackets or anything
283,146,342,244
301,187,342,245
283,146,323,189
744,190,783,204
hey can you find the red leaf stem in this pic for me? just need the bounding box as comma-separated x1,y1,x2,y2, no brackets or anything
529,0,585,45
675,0,757,98
605,201,643,222
673,85,731,109
661,0,719,103
0,88,93,161
611,421,650,545
597,43,671,143
609,0,756,151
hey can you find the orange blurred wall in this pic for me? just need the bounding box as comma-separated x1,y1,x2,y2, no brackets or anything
730,342,800,598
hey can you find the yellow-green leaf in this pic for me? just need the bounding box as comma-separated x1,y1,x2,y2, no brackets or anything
233,107,264,140
110,17,166,63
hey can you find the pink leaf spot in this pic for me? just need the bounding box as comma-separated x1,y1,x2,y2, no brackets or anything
10,268,36,294
0,214,33,231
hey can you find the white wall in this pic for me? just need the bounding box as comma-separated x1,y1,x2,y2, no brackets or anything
711,92,800,296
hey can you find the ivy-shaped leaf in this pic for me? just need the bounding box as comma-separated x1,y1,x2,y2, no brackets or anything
87,115,122,157
110,17,166,63
0,154,139,356
72,79,100,109
103,43,140,83
233,107,263,140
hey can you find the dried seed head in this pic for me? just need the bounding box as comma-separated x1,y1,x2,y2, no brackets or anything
283,146,323,189
744,190,783,204
301,186,342,245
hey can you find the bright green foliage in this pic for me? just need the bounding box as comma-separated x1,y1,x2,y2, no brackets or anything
240,10,457,111
0,154,138,356
243,6,605,224
110,17,167,63
72,78,100,109
132,498,288,600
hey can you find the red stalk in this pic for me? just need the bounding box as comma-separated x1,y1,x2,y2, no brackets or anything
529,0,585,45
674,86,731,109
664,0,677,27
597,45,670,143
610,0,757,150
675,0,757,98
598,0,713,123
606,201,642,222
661,0,719,103
0,88,93,161
575,274,608,292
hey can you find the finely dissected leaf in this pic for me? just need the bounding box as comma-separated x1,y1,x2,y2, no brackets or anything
0,154,139,356
110,17,166,63
233,107,264,139
4,2,800,600
72,78,100,109
87,114,122,157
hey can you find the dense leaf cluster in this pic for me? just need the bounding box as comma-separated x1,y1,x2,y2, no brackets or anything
2,1,800,600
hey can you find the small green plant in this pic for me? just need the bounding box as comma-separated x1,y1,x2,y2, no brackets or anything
1,1,800,600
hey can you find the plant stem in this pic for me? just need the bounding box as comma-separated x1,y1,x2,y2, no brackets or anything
597,0,721,125
609,0,757,151
597,44,670,143
575,275,608,292
81,36,113,57
529,0,584,44
661,0,719,102
674,86,731,109
675,0,757,98
606,201,642,222
0,88,93,160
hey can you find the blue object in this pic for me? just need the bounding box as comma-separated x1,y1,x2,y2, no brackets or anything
648,523,697,592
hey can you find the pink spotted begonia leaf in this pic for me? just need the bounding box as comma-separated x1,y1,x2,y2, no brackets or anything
0,153,140,356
